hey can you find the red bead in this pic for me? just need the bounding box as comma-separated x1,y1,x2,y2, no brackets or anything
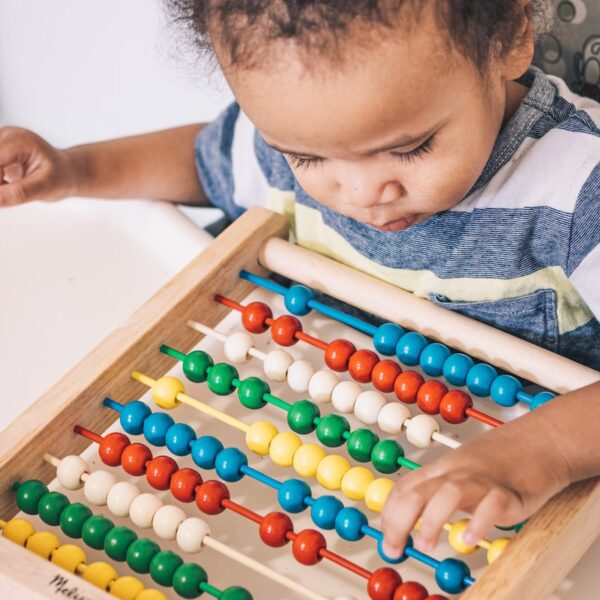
393,581,428,600
348,349,379,383
170,468,203,503
416,380,448,415
425,596,448,600
98,433,130,467
120,443,152,476
367,567,403,600
145,455,178,490
259,512,294,547
242,302,272,334
394,371,424,404
371,360,402,393
324,339,356,372
440,390,473,424
195,480,229,515
270,315,302,346
291,529,326,565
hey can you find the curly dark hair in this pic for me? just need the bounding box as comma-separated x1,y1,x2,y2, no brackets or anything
165,0,541,71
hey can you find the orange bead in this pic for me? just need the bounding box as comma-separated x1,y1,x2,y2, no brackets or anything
394,371,424,404
170,468,203,502
393,581,428,600
145,455,178,490
348,349,379,383
292,529,326,565
242,302,272,333
121,443,152,476
271,315,302,346
259,512,293,547
324,339,356,372
371,360,402,393
368,567,402,600
195,480,229,515
416,380,448,415
98,433,130,467
440,390,473,424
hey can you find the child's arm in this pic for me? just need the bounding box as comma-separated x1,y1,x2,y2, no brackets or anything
381,380,600,556
0,124,208,206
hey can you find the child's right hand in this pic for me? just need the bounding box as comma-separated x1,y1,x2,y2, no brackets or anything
0,126,80,207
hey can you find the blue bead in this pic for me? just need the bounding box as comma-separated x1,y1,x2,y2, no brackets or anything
284,285,315,316
190,436,223,470
376,534,412,564
373,323,405,356
419,342,451,376
119,401,151,435
435,558,470,594
334,507,367,541
530,391,555,410
310,495,343,529
143,412,174,446
165,423,196,456
490,374,523,407
395,332,428,366
466,363,498,396
277,479,311,513
214,448,248,482
442,353,474,386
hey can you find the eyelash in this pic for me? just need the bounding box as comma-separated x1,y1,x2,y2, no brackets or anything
285,134,436,170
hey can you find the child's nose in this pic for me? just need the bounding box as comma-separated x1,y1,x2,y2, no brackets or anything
342,177,404,209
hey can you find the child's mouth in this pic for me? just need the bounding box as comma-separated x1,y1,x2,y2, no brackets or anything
372,215,418,232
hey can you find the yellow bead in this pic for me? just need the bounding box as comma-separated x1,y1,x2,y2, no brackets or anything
3,518,35,545
152,376,184,409
341,466,375,501
487,537,511,564
293,443,327,478
110,576,145,600
269,432,303,466
51,544,87,572
316,454,350,491
26,531,61,559
83,561,118,590
135,591,168,600
448,519,477,554
364,477,394,512
246,421,279,455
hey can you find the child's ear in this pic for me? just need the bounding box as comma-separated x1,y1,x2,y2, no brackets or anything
498,0,536,81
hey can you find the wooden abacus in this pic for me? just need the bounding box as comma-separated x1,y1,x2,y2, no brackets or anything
0,206,599,599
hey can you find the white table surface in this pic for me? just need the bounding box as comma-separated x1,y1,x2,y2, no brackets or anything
0,198,597,598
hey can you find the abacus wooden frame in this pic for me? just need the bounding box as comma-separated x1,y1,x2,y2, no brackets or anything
0,206,598,600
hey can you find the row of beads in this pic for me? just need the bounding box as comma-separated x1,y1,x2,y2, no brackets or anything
0,516,165,600
214,296,504,428
238,272,556,409
13,479,242,599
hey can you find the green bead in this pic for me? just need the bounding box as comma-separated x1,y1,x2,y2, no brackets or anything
59,502,93,538
104,526,138,561
237,377,269,409
14,480,48,514
38,491,70,526
81,515,115,550
172,563,208,598
207,363,238,395
183,350,214,383
371,439,404,474
126,538,161,573
150,550,184,586
347,429,379,462
220,586,253,600
287,400,320,434
315,413,350,447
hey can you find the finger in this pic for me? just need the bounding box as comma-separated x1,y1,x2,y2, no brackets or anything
463,487,520,545
0,170,49,206
3,162,24,183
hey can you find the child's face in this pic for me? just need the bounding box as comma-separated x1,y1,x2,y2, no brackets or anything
221,11,530,231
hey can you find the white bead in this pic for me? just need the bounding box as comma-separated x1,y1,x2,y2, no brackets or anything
153,504,187,539
223,331,254,364
405,414,440,448
176,517,211,553
263,350,294,381
334,597,358,600
331,381,362,414
56,455,89,490
354,390,387,425
308,370,339,404
377,402,411,434
106,481,140,517
129,493,164,528
287,360,316,393
83,470,117,506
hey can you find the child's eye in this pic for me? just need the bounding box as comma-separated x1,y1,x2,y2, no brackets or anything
286,154,324,170
390,134,436,163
